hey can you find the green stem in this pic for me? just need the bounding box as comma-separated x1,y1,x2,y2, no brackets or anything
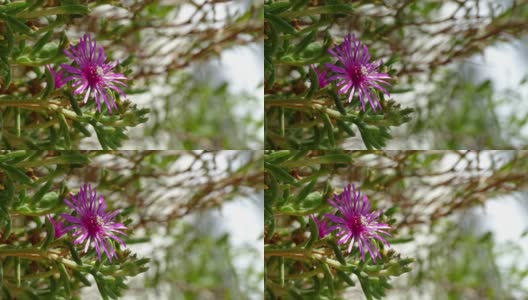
0,247,46,259
47,253,82,270
15,156,83,168
265,247,349,270
268,266,323,280
11,208,58,217
0,99,64,109
265,247,310,257
265,98,313,104
17,6,88,19
47,104,81,120
312,253,348,270
312,103,343,119
0,247,83,271
0,98,129,127
17,7,67,18
265,98,344,119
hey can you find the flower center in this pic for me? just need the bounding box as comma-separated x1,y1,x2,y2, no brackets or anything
85,215,104,234
84,65,104,85
347,64,368,83
347,215,367,234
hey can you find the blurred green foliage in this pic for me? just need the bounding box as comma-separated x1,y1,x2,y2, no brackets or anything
411,220,528,300
410,69,528,149
144,74,262,149
144,223,262,300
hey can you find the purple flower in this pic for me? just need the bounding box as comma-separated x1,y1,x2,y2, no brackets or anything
61,34,127,113
310,64,331,88
48,215,67,238
325,184,390,262
61,184,127,262
46,65,66,89
310,214,333,238
326,34,391,112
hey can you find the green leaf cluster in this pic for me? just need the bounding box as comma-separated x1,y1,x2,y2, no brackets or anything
0,150,148,299
264,1,413,149
264,150,413,299
0,2,148,149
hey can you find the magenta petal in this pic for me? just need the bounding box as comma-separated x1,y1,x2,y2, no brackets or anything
61,183,127,262
61,214,81,224
61,34,128,113
48,215,68,238
310,215,334,238
325,34,392,111
325,184,392,262
324,214,346,225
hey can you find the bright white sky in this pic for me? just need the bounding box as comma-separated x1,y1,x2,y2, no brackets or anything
221,45,264,145
468,39,528,146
